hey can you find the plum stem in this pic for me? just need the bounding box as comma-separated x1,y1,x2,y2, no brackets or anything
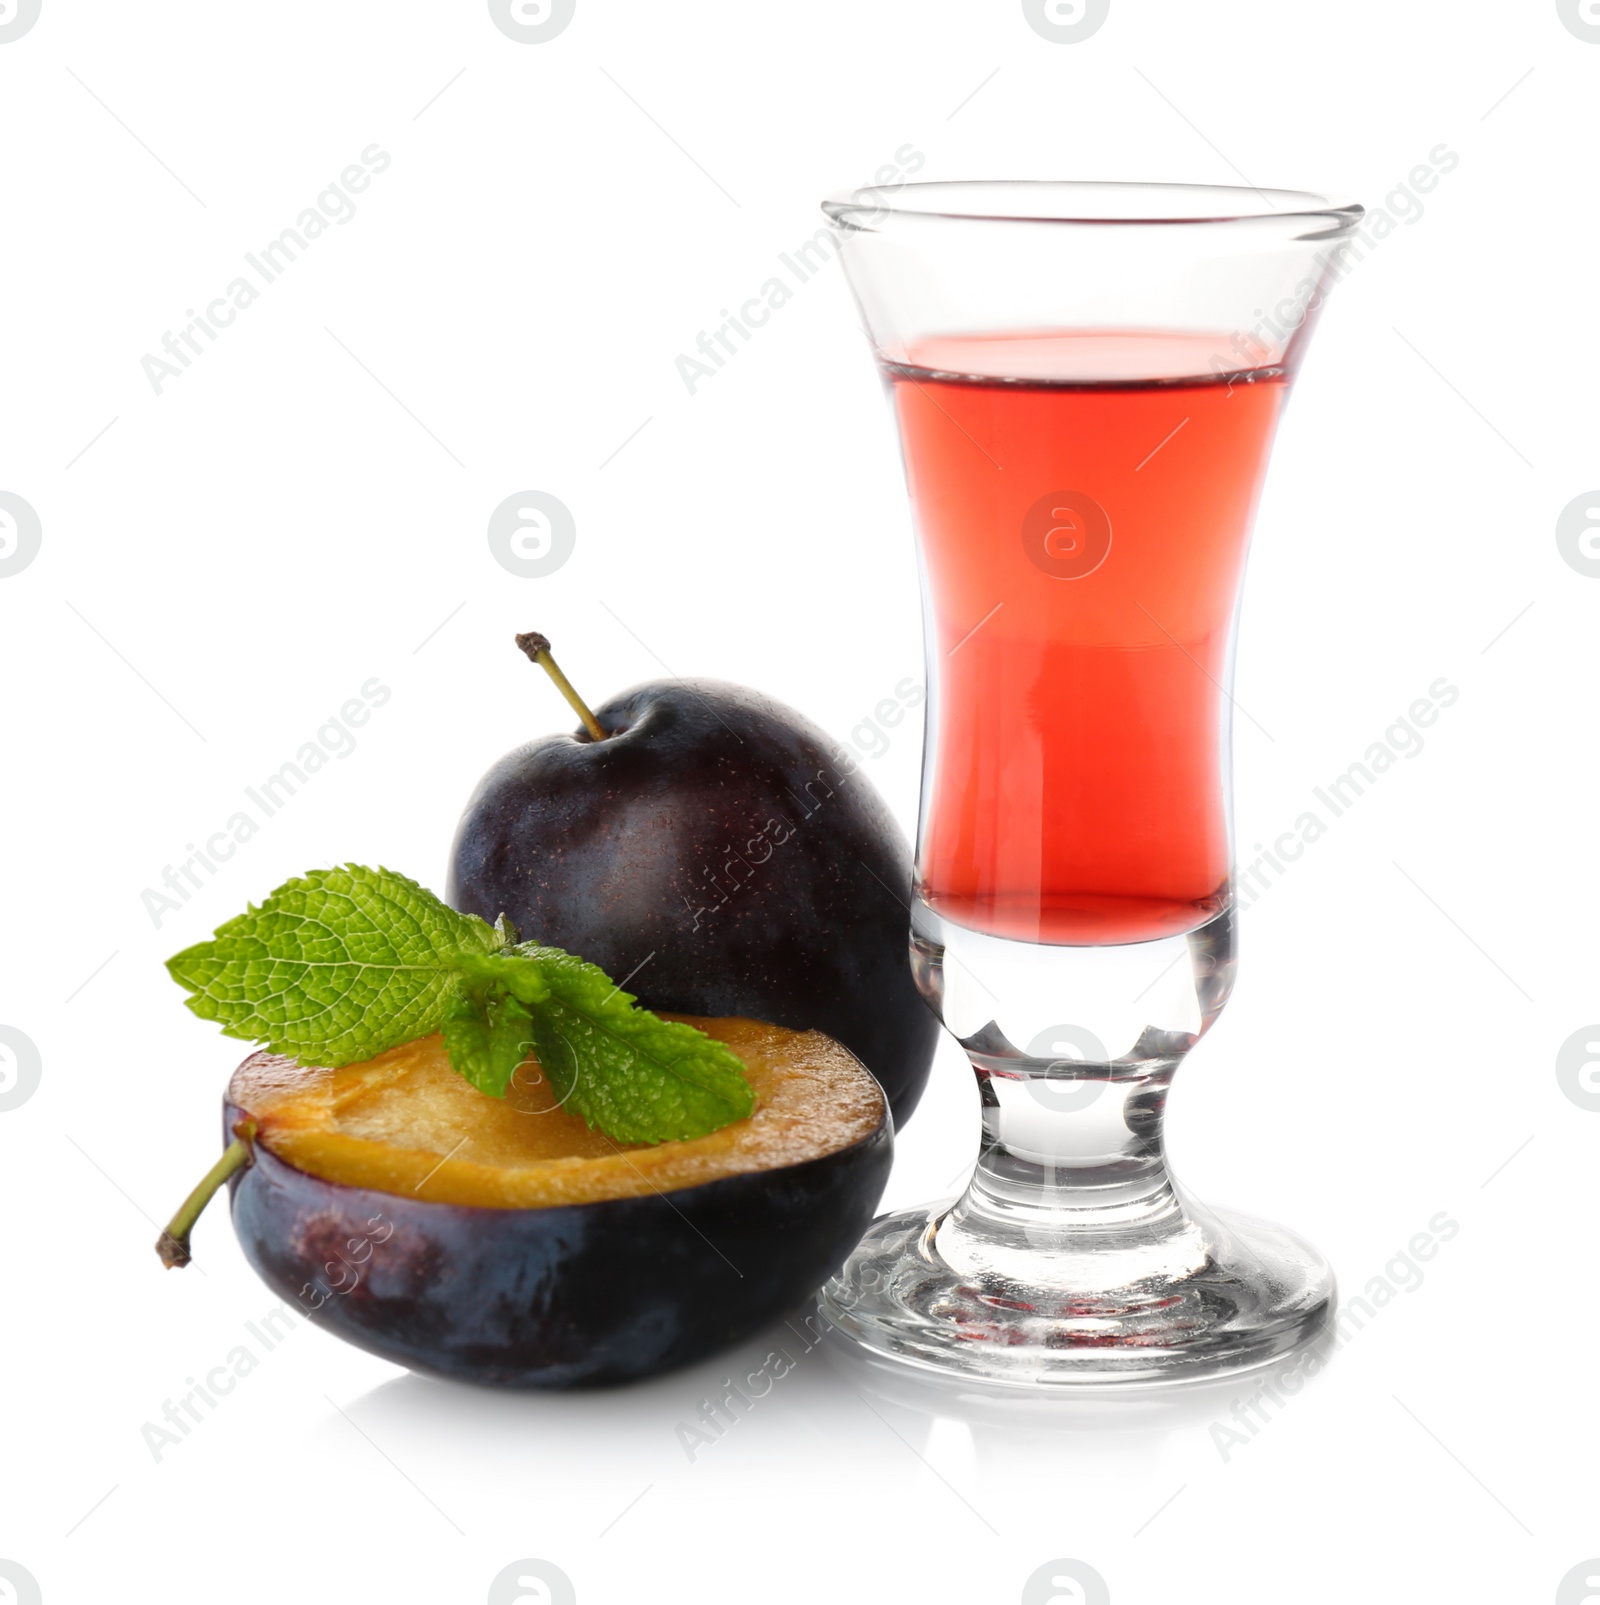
515,631,608,742
156,1119,257,1269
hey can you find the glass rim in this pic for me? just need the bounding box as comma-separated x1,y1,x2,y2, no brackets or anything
822,179,1364,230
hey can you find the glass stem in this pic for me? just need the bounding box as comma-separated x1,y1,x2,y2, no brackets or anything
950,1059,1188,1249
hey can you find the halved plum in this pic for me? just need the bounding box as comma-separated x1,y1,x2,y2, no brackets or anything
222,1016,890,1387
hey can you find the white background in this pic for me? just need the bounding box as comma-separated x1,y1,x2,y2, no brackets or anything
1,2,1595,1602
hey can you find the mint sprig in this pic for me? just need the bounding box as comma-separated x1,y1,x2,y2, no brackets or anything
515,945,765,1144
166,865,755,1144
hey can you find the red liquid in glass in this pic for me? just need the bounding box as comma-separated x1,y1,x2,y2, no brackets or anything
890,331,1287,945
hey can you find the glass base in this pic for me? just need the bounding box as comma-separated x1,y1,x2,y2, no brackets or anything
819,1194,1335,1388
840,897,1335,1387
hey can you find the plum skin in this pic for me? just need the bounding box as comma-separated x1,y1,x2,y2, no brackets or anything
223,1093,892,1389
447,678,939,1129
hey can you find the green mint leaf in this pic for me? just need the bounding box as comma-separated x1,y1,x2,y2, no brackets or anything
513,943,755,1143
168,865,756,1147
454,949,550,1006
166,864,498,1068
441,985,537,1099
487,993,538,1089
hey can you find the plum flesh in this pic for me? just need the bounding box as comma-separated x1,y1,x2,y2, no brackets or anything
224,1019,891,1387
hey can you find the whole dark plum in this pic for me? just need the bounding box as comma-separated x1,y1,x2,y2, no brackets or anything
447,675,937,1128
